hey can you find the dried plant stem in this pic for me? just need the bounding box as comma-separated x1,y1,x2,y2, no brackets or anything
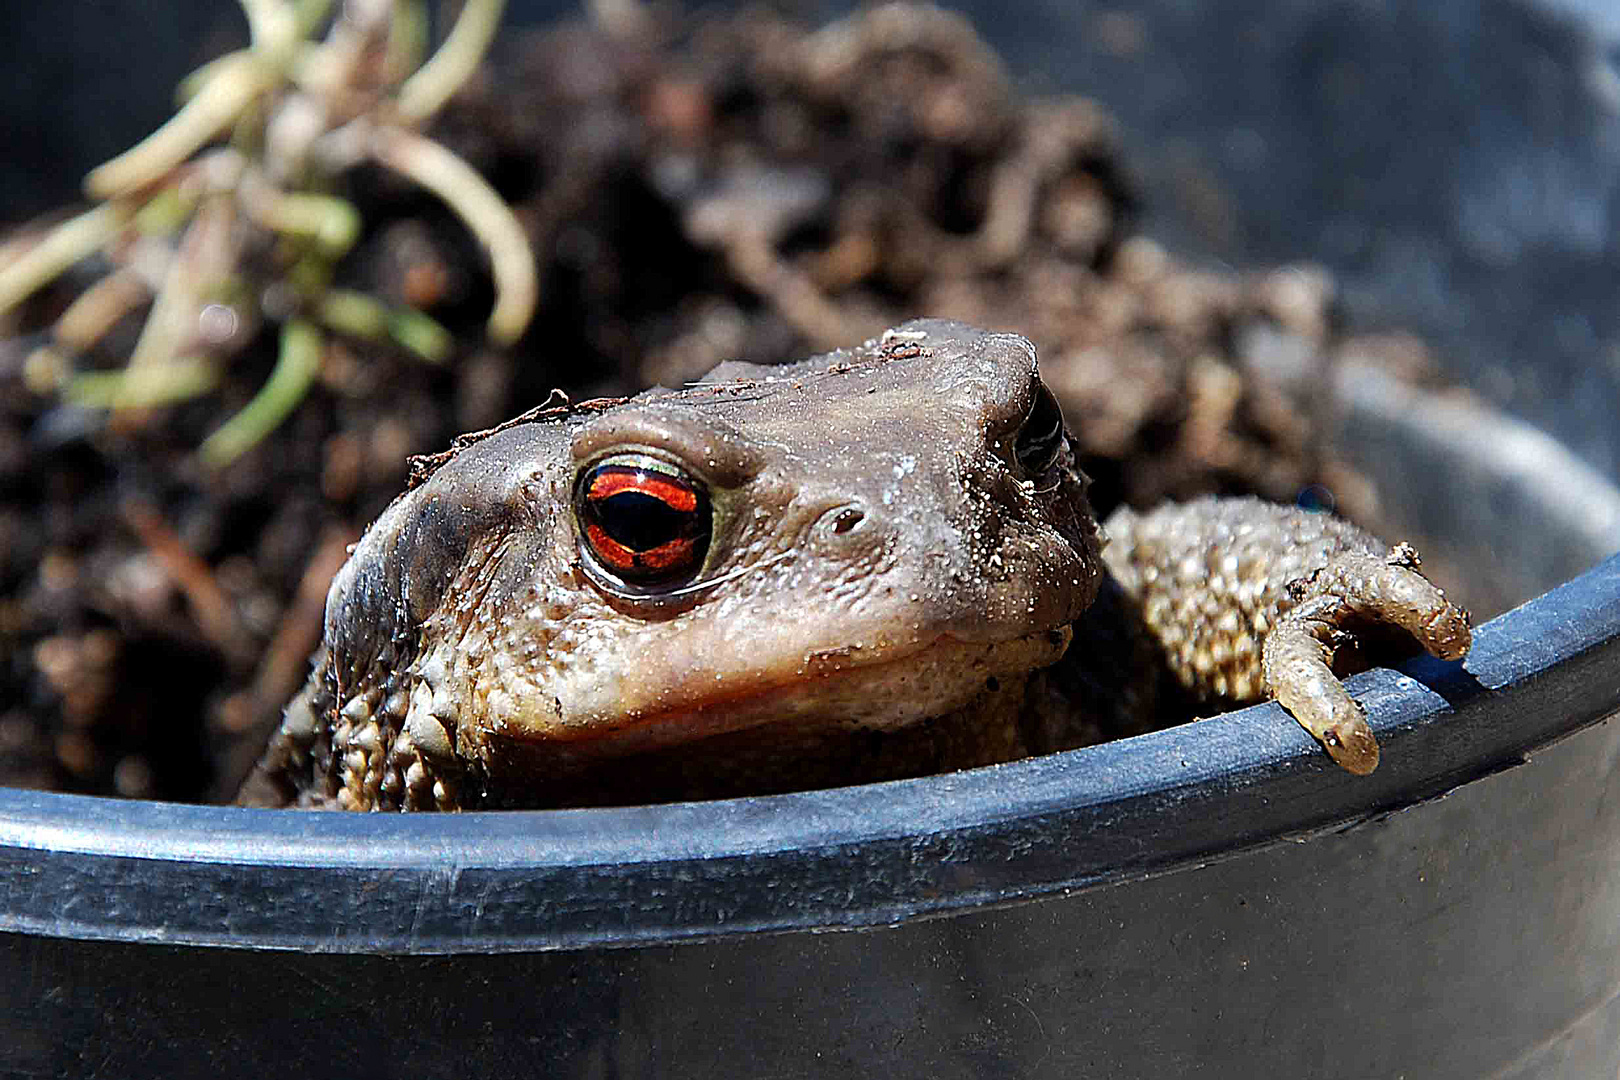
67,358,220,409
296,0,386,98
238,0,298,58
122,499,250,663
395,0,507,124
54,269,150,351
86,54,273,200
117,196,239,410
316,289,452,362
725,236,865,351
384,0,431,84
292,0,335,35
238,170,361,257
178,50,253,103
0,204,128,317
373,126,535,344
200,318,325,465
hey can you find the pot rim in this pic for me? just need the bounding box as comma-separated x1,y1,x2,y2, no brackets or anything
1,549,1617,955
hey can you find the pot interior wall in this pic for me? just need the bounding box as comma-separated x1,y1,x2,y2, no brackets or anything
1330,365,1620,616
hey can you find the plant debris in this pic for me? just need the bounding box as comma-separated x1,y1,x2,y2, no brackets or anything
0,0,532,467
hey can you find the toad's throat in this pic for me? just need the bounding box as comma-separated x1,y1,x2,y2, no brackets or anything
493,626,1074,761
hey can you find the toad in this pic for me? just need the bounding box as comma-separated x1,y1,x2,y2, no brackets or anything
238,319,1470,810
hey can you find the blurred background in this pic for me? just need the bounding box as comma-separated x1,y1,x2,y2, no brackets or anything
1,0,1617,802
4,0,1618,478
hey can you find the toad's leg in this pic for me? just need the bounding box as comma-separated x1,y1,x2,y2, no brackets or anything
1099,496,1471,774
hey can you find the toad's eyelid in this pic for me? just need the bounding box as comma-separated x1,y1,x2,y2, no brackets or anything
570,412,766,488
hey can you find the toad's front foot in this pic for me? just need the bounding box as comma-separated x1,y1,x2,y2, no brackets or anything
1263,543,1471,774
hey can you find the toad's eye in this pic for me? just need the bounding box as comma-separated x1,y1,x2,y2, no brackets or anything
1014,383,1066,476
575,455,712,586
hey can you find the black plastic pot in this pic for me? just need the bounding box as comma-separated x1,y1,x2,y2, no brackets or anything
3,373,1619,1077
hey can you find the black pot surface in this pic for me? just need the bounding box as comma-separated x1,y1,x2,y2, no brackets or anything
4,377,1620,1077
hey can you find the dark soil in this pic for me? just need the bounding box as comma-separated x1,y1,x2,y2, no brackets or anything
0,4,1436,803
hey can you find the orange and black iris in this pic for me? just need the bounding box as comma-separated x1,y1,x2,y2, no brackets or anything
575,454,712,585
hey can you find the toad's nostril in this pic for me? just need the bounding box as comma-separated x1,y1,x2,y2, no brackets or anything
830,508,865,534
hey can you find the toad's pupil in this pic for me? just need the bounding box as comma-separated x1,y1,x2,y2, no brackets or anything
593,489,692,551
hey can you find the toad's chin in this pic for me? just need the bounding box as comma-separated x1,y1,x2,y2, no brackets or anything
483,625,1073,765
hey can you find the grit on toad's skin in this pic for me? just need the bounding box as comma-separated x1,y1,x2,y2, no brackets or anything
237,319,1471,811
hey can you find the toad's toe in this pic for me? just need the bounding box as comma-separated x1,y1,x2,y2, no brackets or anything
1264,544,1471,774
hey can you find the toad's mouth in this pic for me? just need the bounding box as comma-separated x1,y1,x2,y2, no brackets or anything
493,625,1074,763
